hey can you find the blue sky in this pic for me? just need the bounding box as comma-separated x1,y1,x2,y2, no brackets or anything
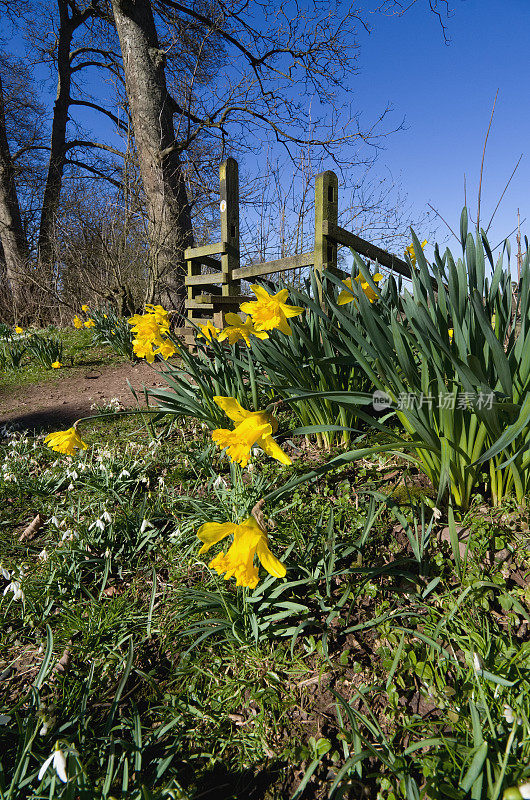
6,0,529,272
351,0,530,262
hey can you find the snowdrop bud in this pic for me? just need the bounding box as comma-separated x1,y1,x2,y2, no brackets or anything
472,652,483,673
140,519,149,533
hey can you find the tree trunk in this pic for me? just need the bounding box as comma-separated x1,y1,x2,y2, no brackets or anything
110,0,193,310
37,0,76,267
0,71,30,318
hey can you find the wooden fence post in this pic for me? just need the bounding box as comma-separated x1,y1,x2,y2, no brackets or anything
218,158,240,326
314,171,338,281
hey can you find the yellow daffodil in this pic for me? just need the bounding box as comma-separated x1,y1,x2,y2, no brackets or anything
197,515,286,589
405,239,427,266
51,361,62,369
81,304,89,313
211,396,291,468
84,319,95,328
128,305,175,361
14,326,23,334
132,337,157,363
217,313,269,347
240,285,304,335
44,427,87,456
197,320,220,342
337,273,383,305
73,316,83,329
156,339,177,360
448,328,454,342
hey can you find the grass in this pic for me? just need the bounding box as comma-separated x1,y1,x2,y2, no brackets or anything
1,405,529,799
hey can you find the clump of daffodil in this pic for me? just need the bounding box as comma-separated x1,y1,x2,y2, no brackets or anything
197,515,286,589
128,304,177,363
44,426,87,456
51,361,62,369
84,319,95,328
240,285,304,335
73,315,83,329
405,239,427,266
211,396,291,468
337,272,383,305
217,313,269,347
197,320,220,342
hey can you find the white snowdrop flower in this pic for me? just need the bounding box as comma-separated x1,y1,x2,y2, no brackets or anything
105,548,111,558
38,549,49,561
50,516,60,528
118,470,130,479
432,507,442,521
3,581,24,601
503,704,522,725
94,519,105,531
40,721,50,735
101,511,112,524
213,475,228,489
517,783,530,799
67,483,74,490
247,462,254,474
0,714,11,725
140,519,149,533
1,565,11,580
158,477,165,489
38,746,68,783
472,652,483,674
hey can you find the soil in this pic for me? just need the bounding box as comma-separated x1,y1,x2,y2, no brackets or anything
0,361,170,432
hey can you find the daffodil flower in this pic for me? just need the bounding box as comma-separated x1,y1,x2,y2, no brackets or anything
197,515,286,588
211,396,291,468
38,744,69,783
73,316,83,329
405,239,427,266
81,304,89,313
337,273,383,305
84,319,95,328
240,285,304,335
51,361,62,369
217,313,269,346
128,305,175,361
14,326,23,334
197,320,220,342
44,427,88,456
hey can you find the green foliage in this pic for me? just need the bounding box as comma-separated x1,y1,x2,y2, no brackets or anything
25,332,63,368
89,307,135,360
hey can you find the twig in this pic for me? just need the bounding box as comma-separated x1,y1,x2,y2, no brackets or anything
485,154,523,233
427,204,459,241
477,89,499,231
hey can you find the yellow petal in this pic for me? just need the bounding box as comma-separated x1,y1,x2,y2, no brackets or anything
197,521,237,554
256,536,286,578
213,396,251,423
258,433,292,466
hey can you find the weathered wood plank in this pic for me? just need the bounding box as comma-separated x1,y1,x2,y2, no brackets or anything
195,294,250,305
185,241,228,259
185,300,215,310
323,222,412,279
232,251,314,280
185,272,225,286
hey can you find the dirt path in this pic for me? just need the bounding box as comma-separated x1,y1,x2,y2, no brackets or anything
0,361,171,431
